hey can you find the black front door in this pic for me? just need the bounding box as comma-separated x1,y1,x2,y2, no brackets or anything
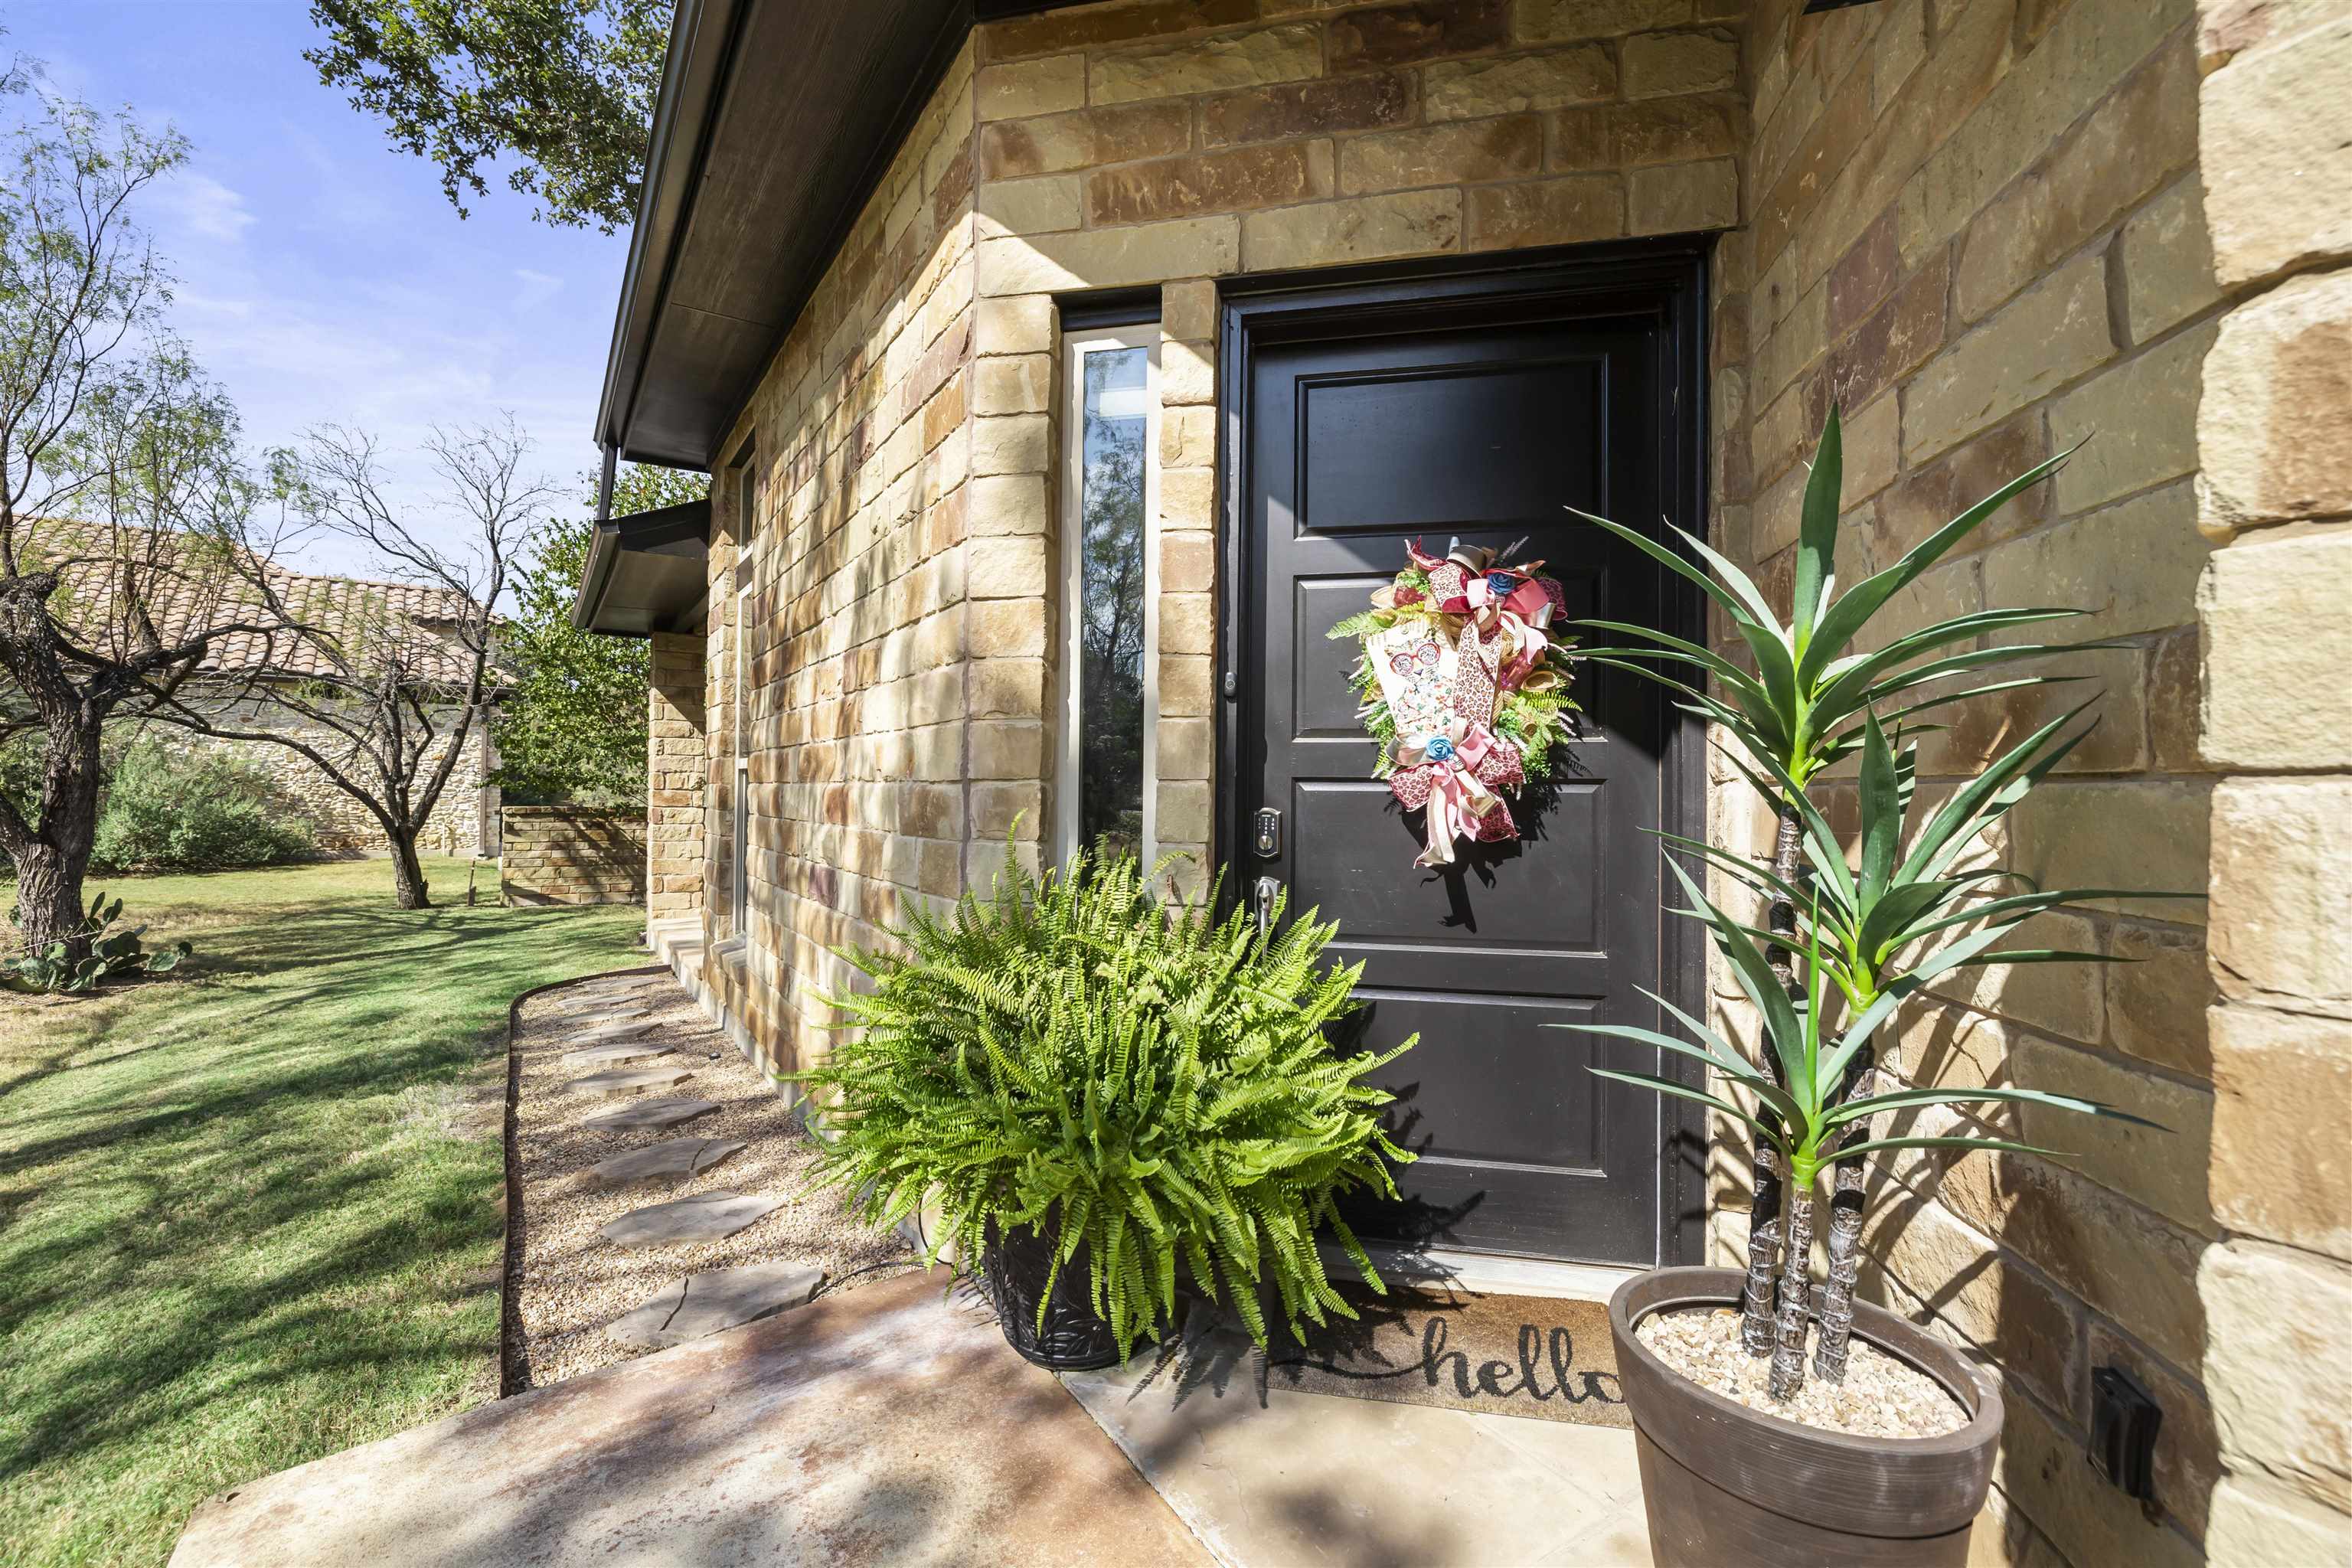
1225,251,1706,1266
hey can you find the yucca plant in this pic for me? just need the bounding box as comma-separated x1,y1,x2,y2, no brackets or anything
794,839,1415,1361
1573,406,2105,1357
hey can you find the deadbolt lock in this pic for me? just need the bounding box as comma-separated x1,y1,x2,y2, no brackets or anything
1252,808,1282,858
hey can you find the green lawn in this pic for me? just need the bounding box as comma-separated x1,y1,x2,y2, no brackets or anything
0,859,645,1566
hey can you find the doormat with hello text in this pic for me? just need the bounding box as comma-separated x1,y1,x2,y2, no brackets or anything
1264,1279,1631,1428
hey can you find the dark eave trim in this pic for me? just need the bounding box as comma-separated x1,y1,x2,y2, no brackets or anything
570,498,713,636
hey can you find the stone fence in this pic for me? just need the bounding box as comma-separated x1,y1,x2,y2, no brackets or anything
498,807,647,906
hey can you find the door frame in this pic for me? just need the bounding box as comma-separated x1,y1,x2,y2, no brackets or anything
1212,237,1714,1270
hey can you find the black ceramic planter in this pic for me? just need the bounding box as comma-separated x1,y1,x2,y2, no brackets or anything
1609,1267,2004,1568
979,1219,1122,1371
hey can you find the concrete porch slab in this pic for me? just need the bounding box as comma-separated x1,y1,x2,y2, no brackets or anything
168,1268,1211,1568
1062,1320,1653,1568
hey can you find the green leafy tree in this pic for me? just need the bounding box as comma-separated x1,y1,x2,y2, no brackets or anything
492,463,704,804
305,0,672,232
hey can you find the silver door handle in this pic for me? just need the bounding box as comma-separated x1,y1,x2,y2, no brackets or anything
1252,876,1281,933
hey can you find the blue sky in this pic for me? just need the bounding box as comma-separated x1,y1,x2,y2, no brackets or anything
8,0,632,578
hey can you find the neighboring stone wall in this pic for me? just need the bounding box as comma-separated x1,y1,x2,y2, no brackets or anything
123,699,495,858
498,807,647,906
2189,4,2352,1563
1706,3,2225,1564
648,631,708,920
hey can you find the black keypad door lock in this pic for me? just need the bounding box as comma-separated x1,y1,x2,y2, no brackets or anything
1253,808,1282,858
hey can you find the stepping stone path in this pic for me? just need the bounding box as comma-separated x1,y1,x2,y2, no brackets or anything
561,1040,675,1071
581,1096,720,1132
567,1066,694,1097
598,1191,781,1249
588,1136,746,1188
573,1020,658,1044
605,1262,824,1349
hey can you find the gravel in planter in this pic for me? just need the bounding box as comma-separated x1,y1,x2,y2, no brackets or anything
507,978,912,1390
1635,1307,1968,1439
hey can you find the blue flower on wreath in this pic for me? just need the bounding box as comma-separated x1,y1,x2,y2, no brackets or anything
1485,570,1517,598
1423,733,1455,763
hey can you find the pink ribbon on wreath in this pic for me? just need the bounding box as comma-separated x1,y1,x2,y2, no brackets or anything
1391,719,1522,867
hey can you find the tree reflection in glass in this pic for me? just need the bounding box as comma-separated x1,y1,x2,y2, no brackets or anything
1076,346,1148,856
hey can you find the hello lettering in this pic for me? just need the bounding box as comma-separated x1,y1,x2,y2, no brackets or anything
1419,1315,1624,1406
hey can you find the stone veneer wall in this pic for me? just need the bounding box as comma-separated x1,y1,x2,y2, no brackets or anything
647,631,708,920
498,807,648,906
1706,3,2229,1563
126,701,495,858
681,2,2339,1561
2187,2,2352,1563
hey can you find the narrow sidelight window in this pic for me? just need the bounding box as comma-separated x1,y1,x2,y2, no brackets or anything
1057,328,1159,865
730,456,759,938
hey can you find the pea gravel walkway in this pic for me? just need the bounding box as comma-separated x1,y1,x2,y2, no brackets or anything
506,970,910,1389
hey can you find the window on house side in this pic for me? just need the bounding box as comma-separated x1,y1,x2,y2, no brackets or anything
730,458,759,938
1058,329,1158,866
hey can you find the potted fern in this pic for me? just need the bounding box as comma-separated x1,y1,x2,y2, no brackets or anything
1564,410,2178,1566
795,841,1415,1369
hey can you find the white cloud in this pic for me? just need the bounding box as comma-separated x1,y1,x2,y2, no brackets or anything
512,267,564,311
154,170,254,244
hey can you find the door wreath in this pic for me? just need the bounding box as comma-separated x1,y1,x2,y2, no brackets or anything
1326,539,1578,867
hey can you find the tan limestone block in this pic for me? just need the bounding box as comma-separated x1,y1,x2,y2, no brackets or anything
1338,116,1542,195
1842,390,1900,503
1902,250,2114,465
1161,278,1218,341
1328,0,1512,70
1199,70,1417,148
975,54,1086,122
1159,404,1217,468
2210,1004,2352,1259
1161,338,1215,406
970,599,1047,659
1156,717,1214,780
972,781,1044,838
2116,176,2220,346
1159,466,1217,531
1547,92,1739,172
1991,1381,2207,1568
1752,275,1825,409
976,292,1055,355
2197,267,2352,535
2013,1034,2216,1236
1628,156,1738,234
1513,0,1691,43
979,102,1191,181
1869,409,2050,565
1987,481,2211,645
977,217,1240,296
969,535,1047,600
1158,592,1214,655
1089,24,1321,106
2200,12,2352,286
1155,779,1214,844
968,473,1048,537
2200,1239,2352,1511
1161,531,1215,593
973,353,1052,416
1926,909,2109,1046
2205,1477,2352,1568
2210,776,2352,1008
1087,141,1331,225
1463,173,1624,250
1423,46,1615,120
1158,653,1213,717
1243,188,1462,270
971,414,1051,477
977,174,1083,237
2200,530,2352,771
2047,322,2213,515
2006,773,2211,928
1620,28,1736,99
970,658,1047,720
1854,1196,2079,1414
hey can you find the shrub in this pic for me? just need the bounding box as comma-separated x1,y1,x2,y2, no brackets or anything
2,891,191,995
91,741,315,874
795,841,1416,1360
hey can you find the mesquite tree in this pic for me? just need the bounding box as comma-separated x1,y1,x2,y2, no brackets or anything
150,423,550,910
0,90,284,957
1571,408,2171,1396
